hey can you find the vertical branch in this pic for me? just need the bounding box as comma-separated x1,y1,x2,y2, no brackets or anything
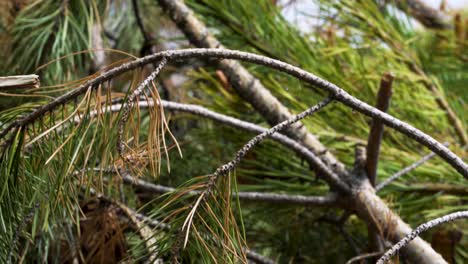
364,73,394,260
366,72,394,186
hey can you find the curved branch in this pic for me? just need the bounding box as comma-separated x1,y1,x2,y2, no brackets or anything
1,49,466,177
80,99,346,191
376,211,468,264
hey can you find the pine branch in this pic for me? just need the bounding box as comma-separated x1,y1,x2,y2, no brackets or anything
376,211,468,264
113,195,275,264
0,49,464,177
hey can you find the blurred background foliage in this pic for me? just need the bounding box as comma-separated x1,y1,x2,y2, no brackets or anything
0,0,466,263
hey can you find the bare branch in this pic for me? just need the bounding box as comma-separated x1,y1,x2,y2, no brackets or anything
116,167,339,207
390,183,468,196
366,73,394,186
375,143,448,192
354,180,447,263
245,249,276,264
376,211,468,264
0,75,39,90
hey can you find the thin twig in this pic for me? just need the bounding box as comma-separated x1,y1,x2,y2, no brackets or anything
0,49,465,177
375,143,448,191
366,73,394,186
116,169,339,206
174,97,335,254
245,249,276,264
390,183,468,195
345,251,384,264
211,96,333,182
376,211,468,264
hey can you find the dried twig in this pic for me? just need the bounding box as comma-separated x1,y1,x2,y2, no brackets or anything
0,75,39,90
376,211,468,264
116,169,339,206
366,73,394,186
345,251,384,264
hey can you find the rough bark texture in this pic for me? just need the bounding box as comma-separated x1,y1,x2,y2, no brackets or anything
353,180,447,264
155,0,347,176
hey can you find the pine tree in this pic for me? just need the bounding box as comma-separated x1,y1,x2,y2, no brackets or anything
0,0,466,263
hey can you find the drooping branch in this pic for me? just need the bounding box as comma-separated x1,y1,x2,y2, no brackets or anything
78,99,345,191
1,49,465,177
376,211,468,264
366,73,394,186
174,97,339,255
1,49,464,177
